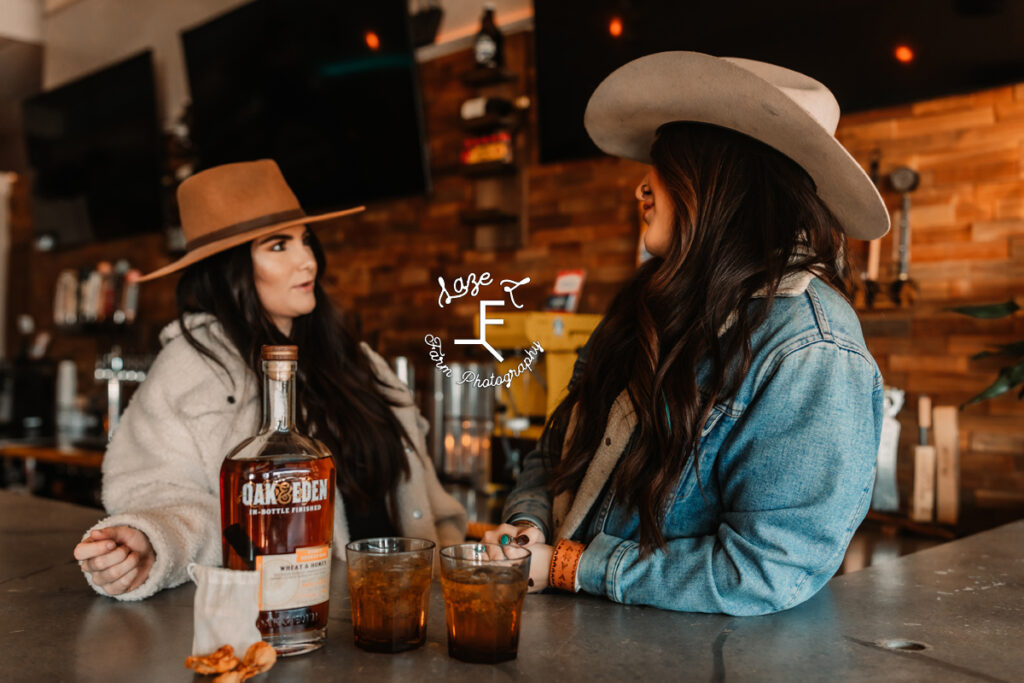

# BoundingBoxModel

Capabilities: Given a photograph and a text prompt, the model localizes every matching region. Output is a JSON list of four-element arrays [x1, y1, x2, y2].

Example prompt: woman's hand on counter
[[526, 543, 552, 592], [73, 526, 155, 596], [481, 522, 545, 548], [481, 524, 552, 593]]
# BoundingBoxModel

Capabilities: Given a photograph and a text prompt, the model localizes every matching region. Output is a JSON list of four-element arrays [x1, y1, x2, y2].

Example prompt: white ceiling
[[1, 0, 534, 47], [0, 0, 42, 42], [43, 0, 79, 13], [428, 0, 531, 44]]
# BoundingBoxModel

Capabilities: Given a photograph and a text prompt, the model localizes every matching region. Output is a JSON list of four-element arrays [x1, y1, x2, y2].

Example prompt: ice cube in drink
[[346, 538, 434, 653]]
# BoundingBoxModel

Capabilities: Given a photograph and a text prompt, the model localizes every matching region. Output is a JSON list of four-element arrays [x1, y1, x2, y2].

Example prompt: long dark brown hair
[[175, 229, 410, 513], [546, 122, 850, 553]]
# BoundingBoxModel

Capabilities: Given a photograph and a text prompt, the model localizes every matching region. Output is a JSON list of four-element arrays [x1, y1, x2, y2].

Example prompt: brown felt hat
[[584, 51, 890, 241], [138, 159, 364, 282]]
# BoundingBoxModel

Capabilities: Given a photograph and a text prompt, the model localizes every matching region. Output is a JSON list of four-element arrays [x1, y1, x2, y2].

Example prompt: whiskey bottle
[[473, 3, 504, 70], [220, 345, 336, 656]]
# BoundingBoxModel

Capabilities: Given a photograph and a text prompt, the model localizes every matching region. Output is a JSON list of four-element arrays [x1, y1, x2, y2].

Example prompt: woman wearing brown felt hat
[[74, 159, 466, 600]]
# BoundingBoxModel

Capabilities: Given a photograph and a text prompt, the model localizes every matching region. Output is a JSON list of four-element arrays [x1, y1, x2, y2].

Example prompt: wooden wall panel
[[841, 81, 1024, 528]]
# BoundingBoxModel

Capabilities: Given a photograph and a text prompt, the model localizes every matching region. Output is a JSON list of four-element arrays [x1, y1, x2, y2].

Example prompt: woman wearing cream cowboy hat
[[73, 159, 466, 600], [485, 52, 889, 615]]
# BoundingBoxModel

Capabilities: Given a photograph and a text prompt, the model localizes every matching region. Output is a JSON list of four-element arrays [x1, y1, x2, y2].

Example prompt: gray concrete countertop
[[0, 490, 1021, 681]]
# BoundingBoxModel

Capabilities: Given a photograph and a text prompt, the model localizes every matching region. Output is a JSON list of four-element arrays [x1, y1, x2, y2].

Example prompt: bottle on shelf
[[460, 96, 514, 120], [53, 269, 79, 326], [55, 261, 139, 329], [461, 130, 514, 166], [79, 267, 102, 323], [219, 345, 336, 657], [96, 261, 116, 321], [473, 3, 504, 70], [118, 268, 141, 324]]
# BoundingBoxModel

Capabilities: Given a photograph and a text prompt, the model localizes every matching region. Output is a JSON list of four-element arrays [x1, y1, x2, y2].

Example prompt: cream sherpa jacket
[[83, 313, 467, 601]]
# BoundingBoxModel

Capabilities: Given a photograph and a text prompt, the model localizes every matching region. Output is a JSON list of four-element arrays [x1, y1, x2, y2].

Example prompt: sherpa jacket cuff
[[81, 510, 181, 602]]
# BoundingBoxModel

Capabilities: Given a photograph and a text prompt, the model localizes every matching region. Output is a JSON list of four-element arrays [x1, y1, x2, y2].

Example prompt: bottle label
[[475, 35, 496, 64], [240, 477, 330, 512], [257, 545, 331, 611]]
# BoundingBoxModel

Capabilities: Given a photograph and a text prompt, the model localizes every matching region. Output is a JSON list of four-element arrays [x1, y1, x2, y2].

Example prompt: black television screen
[[22, 51, 164, 249], [181, 0, 429, 211], [534, 0, 1024, 163]]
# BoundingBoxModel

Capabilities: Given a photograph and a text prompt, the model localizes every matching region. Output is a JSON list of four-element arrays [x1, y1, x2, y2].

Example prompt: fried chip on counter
[[184, 644, 240, 674], [187, 641, 277, 681], [241, 641, 277, 673], [213, 669, 247, 683]]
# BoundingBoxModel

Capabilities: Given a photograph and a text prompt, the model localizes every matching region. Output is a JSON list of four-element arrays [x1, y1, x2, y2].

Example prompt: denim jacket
[[504, 275, 884, 616]]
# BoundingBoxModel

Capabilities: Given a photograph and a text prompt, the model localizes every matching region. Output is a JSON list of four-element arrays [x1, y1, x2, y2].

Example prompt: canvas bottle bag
[[188, 563, 262, 656]]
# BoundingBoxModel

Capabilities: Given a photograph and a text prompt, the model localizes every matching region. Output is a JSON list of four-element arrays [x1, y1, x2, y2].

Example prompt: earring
[[640, 184, 652, 197]]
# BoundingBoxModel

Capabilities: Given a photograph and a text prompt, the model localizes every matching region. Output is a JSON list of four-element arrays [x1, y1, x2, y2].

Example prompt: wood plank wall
[[6, 31, 1023, 528], [839, 86, 1024, 529]]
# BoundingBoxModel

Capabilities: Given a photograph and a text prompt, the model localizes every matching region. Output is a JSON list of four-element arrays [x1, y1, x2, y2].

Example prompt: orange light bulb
[[609, 17, 623, 38], [894, 45, 914, 63], [365, 31, 380, 50]]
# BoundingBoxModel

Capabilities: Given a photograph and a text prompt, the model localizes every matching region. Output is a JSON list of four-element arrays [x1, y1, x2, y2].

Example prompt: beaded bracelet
[[549, 539, 585, 592]]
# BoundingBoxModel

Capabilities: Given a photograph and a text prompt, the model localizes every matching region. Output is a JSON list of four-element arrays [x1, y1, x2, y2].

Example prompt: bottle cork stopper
[[262, 345, 298, 362], [918, 395, 932, 429]]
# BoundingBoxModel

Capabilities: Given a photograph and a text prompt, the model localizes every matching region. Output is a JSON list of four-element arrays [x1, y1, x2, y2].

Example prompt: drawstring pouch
[[187, 563, 262, 657]]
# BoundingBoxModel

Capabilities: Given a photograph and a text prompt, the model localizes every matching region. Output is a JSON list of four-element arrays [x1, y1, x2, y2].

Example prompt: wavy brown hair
[[545, 122, 850, 553]]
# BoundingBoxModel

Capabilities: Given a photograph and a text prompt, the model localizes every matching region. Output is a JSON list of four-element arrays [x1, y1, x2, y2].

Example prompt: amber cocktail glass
[[439, 543, 531, 663], [346, 537, 434, 653]]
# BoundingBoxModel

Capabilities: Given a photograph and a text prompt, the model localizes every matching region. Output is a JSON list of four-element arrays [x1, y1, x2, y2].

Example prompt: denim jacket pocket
[[659, 403, 734, 522]]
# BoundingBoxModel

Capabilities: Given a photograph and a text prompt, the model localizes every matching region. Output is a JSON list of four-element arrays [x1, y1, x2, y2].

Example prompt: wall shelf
[[460, 68, 516, 88], [55, 321, 136, 336], [459, 209, 519, 226], [459, 55, 524, 251], [461, 161, 517, 178], [461, 114, 521, 133]]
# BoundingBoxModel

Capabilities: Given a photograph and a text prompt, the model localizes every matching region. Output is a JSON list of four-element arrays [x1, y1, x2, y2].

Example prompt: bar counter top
[[1, 490, 1021, 681]]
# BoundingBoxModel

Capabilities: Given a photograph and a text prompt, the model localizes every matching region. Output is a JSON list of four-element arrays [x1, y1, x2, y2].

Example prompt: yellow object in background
[[476, 311, 602, 439], [494, 353, 546, 430]]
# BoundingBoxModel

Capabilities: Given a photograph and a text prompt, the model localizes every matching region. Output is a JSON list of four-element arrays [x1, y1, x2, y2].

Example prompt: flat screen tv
[[533, 0, 1024, 163], [181, 0, 430, 211], [22, 50, 164, 249]]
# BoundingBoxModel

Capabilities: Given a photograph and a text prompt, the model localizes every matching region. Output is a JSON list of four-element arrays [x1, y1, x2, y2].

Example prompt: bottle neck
[[260, 360, 296, 433]]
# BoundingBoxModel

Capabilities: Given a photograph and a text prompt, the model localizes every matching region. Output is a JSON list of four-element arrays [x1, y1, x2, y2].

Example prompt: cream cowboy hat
[[584, 51, 890, 241], [139, 159, 364, 281]]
